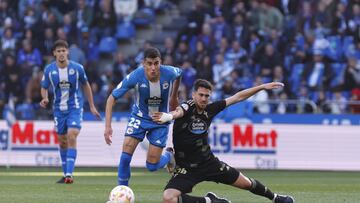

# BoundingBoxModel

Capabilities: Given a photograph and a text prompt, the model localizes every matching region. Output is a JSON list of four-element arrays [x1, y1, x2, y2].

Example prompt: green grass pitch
[[0, 167, 359, 203]]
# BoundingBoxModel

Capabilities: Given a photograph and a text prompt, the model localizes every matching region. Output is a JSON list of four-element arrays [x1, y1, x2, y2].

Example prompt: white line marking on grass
[[0, 172, 147, 176]]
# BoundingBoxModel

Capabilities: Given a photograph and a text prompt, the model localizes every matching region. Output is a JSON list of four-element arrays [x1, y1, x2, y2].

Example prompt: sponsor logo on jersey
[[188, 118, 207, 134], [59, 80, 71, 89], [146, 96, 163, 106]]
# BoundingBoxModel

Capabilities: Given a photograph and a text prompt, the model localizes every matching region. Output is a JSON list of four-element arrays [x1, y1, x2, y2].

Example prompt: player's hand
[[262, 82, 284, 90], [104, 127, 113, 145], [152, 112, 173, 124], [90, 106, 101, 119], [40, 98, 49, 108]]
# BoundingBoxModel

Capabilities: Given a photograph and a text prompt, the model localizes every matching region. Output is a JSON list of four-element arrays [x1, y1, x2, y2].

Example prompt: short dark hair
[[52, 39, 68, 51], [193, 79, 213, 91], [144, 47, 161, 59]]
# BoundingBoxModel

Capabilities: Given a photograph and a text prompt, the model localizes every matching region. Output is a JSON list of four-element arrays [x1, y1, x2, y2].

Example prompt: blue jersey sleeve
[[163, 65, 182, 81], [41, 65, 51, 89], [112, 71, 138, 99], [78, 64, 88, 84]]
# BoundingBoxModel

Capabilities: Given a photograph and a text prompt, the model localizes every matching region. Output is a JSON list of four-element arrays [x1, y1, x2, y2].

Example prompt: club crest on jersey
[[69, 69, 75, 75], [181, 103, 189, 111], [126, 127, 134, 134], [162, 82, 169, 89]]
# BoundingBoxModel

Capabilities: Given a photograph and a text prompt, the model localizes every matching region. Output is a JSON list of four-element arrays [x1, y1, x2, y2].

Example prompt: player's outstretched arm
[[225, 82, 284, 107], [40, 87, 49, 108], [152, 106, 185, 124], [104, 95, 116, 145], [82, 82, 101, 119], [169, 77, 181, 111]]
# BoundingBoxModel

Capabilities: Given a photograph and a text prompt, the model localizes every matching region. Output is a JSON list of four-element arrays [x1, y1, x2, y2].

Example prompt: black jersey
[[172, 99, 226, 167]]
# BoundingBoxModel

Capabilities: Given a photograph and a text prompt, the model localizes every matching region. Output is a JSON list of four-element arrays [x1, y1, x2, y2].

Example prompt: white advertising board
[[0, 121, 359, 170]]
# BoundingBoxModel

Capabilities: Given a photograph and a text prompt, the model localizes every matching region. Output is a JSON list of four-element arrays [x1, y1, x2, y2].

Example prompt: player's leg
[[64, 109, 82, 183], [145, 126, 173, 172], [118, 136, 140, 185], [118, 117, 145, 185], [231, 172, 294, 203], [54, 113, 68, 183], [163, 167, 214, 203]]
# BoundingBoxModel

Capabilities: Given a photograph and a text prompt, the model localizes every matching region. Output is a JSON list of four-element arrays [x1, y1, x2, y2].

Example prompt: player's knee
[[146, 162, 158, 172], [162, 191, 178, 203]]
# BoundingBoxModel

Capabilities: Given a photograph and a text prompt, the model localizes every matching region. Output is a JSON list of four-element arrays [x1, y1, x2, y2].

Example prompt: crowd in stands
[[1, 0, 360, 120]]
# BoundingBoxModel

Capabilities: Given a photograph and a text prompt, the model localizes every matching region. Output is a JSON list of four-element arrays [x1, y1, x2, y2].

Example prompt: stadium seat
[[132, 8, 155, 26], [98, 37, 117, 53], [329, 63, 346, 89], [326, 35, 342, 61], [343, 36, 354, 56], [115, 22, 136, 41]]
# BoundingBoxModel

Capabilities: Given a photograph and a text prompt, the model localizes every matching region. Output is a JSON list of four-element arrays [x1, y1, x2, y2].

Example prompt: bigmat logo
[[209, 124, 278, 154], [0, 122, 58, 151]]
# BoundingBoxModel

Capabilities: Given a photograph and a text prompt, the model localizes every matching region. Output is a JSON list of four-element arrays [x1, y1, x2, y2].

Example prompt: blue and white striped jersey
[[41, 61, 88, 112], [112, 65, 182, 120]]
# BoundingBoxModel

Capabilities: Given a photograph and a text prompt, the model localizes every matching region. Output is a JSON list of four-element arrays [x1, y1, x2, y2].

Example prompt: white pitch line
[[0, 172, 147, 177]]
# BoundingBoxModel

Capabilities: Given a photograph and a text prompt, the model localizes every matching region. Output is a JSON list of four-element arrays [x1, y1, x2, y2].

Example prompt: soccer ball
[[108, 185, 135, 203]]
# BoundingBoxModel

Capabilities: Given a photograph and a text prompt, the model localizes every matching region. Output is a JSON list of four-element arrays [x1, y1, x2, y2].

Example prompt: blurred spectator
[[181, 60, 197, 97], [18, 0, 42, 18], [17, 39, 42, 81], [350, 88, 360, 113], [259, 43, 281, 78], [229, 13, 249, 47], [25, 70, 43, 105], [161, 37, 176, 59], [174, 41, 191, 66], [302, 51, 332, 90], [195, 55, 213, 82], [69, 43, 86, 65], [316, 90, 331, 113], [54, 0, 76, 15], [212, 53, 233, 91], [344, 55, 360, 90], [114, 0, 137, 21], [192, 40, 208, 69], [297, 85, 314, 113], [3, 66, 23, 105], [330, 91, 347, 114], [91, 0, 117, 40], [258, 1, 284, 33], [74, 0, 94, 32], [112, 52, 131, 84], [61, 13, 77, 43], [41, 27, 55, 63], [1, 28, 17, 52], [248, 76, 270, 114]]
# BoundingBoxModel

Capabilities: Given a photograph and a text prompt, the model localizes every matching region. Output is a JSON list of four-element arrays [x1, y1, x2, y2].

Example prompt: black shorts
[[164, 158, 239, 194]]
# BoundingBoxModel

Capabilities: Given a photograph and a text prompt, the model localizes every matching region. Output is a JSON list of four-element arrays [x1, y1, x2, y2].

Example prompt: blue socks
[[59, 149, 67, 176], [118, 152, 132, 185], [66, 148, 77, 177], [146, 151, 171, 172]]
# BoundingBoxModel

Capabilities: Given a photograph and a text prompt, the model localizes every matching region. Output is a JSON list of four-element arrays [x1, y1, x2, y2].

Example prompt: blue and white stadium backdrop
[[0, 119, 360, 171]]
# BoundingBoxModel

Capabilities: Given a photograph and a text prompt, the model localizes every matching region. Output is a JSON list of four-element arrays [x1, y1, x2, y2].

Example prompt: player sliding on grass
[[104, 47, 181, 186], [152, 79, 294, 203], [40, 40, 101, 184]]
